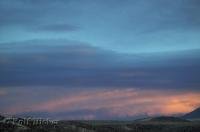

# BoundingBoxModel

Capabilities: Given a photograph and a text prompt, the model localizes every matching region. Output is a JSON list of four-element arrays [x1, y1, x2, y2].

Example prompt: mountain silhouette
[[182, 107, 200, 120], [135, 116, 189, 123], [149, 116, 189, 122], [0, 115, 4, 120]]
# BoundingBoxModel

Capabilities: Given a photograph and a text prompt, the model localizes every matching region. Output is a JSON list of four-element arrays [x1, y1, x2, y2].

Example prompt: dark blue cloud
[[0, 39, 199, 90], [0, 0, 200, 52], [32, 24, 79, 32], [0, 0, 78, 31], [1, 0, 200, 31], [0, 0, 200, 119]]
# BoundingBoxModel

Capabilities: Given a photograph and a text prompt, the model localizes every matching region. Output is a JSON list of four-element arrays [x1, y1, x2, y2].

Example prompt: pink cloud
[[4, 88, 200, 118], [30, 89, 200, 117]]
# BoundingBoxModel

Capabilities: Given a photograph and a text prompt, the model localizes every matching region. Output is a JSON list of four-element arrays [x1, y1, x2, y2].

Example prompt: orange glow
[[5, 88, 200, 117]]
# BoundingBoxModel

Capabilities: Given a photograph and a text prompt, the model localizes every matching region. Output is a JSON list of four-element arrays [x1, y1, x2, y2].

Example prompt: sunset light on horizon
[[0, 0, 200, 120]]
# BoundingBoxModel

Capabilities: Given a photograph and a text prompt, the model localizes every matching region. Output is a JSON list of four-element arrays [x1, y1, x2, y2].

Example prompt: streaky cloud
[[31, 23, 79, 33], [3, 88, 200, 120]]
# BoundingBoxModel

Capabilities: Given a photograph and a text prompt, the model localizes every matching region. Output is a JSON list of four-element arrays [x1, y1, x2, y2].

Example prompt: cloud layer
[[0, 40, 200, 90], [0, 0, 200, 52], [1, 88, 199, 120], [0, 0, 200, 119]]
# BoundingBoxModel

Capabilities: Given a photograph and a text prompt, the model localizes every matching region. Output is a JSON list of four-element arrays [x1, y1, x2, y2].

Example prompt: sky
[[0, 0, 200, 120]]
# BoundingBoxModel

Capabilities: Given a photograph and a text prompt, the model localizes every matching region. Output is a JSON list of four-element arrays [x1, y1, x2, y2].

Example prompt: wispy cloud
[[35, 89, 200, 116], [32, 24, 79, 32]]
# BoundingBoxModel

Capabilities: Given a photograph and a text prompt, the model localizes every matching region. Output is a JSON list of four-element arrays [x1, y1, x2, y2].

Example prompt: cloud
[[0, 0, 200, 53], [0, 1, 43, 26], [1, 1, 200, 119], [0, 39, 200, 90], [0, 89, 7, 96], [1, 0, 200, 30], [0, 0, 78, 33], [32, 24, 79, 32], [4, 88, 200, 119]]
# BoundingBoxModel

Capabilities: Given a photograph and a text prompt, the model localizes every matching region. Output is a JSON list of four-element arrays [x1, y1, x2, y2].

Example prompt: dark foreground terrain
[[0, 116, 200, 132]]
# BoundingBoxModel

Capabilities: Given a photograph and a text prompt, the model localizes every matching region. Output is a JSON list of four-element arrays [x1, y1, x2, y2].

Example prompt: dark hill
[[0, 115, 4, 120], [149, 116, 189, 122], [182, 107, 200, 120]]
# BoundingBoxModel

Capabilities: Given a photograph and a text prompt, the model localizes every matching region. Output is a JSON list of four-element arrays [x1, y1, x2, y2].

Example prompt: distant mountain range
[[149, 116, 189, 122], [1, 107, 200, 132], [0, 115, 4, 120], [1, 107, 200, 122], [182, 107, 200, 120], [134, 107, 200, 123]]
